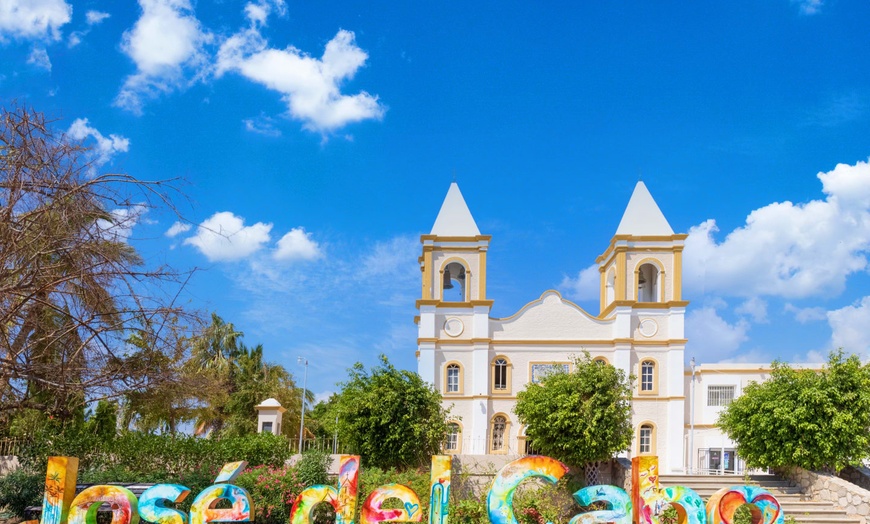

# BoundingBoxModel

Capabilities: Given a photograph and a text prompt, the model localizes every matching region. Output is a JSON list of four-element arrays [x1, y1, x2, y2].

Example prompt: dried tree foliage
[[0, 104, 198, 420]]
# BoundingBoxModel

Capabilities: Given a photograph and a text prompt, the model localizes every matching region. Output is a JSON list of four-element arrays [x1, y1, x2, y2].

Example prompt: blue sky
[[3, 0, 870, 401]]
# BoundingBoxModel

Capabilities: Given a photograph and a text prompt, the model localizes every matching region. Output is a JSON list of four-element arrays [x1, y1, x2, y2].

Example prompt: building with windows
[[415, 182, 823, 474], [416, 181, 690, 472]]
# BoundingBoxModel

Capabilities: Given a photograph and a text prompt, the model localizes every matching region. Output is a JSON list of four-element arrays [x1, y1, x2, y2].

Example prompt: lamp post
[[689, 357, 696, 474], [297, 357, 308, 454]]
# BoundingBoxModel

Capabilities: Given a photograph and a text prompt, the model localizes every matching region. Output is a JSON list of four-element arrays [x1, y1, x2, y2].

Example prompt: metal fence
[[0, 438, 23, 456], [289, 437, 352, 454]]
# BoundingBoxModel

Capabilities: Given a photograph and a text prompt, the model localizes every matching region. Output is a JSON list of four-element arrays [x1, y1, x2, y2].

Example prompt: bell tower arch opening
[[441, 261, 468, 302], [637, 262, 660, 303]]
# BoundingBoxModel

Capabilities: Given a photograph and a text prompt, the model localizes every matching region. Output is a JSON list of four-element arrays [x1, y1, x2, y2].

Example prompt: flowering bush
[[236, 464, 308, 524]]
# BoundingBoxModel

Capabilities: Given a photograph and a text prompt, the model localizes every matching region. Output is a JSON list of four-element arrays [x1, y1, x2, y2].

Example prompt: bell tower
[[597, 181, 688, 315], [416, 183, 492, 386]]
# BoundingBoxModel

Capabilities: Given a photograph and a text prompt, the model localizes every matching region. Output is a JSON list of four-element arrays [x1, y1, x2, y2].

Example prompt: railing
[[0, 437, 23, 456], [289, 437, 351, 454]]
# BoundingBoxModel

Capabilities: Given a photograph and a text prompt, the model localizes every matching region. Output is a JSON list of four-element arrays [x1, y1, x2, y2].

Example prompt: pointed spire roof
[[615, 181, 674, 236], [430, 182, 481, 236]]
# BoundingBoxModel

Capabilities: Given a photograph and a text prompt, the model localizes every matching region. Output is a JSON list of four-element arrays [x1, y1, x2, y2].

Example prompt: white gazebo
[[255, 398, 286, 435]]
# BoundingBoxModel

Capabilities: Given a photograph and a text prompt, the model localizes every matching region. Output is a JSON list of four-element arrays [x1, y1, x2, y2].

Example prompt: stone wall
[[612, 457, 632, 494], [780, 467, 870, 524], [841, 466, 870, 493]]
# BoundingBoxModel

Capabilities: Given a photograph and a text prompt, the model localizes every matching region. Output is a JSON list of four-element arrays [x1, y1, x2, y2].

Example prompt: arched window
[[491, 356, 511, 393], [491, 415, 507, 452], [593, 356, 609, 365], [445, 363, 462, 394], [637, 263, 660, 303], [445, 422, 461, 453], [640, 359, 657, 394], [441, 261, 468, 302], [639, 423, 655, 454]]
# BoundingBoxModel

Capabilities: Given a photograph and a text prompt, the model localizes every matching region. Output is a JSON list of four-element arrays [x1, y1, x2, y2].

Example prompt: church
[[415, 181, 690, 472]]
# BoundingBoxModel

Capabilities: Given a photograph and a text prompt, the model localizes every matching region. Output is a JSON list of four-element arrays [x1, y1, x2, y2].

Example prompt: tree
[[718, 351, 870, 472], [184, 314, 308, 438], [332, 355, 448, 468], [0, 104, 195, 426], [514, 353, 633, 467]]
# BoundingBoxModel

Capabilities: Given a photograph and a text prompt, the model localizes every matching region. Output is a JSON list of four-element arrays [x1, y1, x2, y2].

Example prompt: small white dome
[[255, 398, 282, 408]]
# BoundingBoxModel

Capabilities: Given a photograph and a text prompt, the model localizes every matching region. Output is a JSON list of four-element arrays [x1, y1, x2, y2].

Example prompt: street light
[[297, 357, 308, 454], [689, 356, 696, 474]]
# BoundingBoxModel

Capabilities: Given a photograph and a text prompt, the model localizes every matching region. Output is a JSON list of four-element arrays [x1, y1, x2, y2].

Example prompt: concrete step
[[656, 473, 864, 524]]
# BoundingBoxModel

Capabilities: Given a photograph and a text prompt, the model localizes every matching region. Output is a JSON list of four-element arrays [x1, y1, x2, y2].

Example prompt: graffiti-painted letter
[[139, 484, 191, 524], [68, 486, 139, 524], [487, 456, 569, 524], [429, 456, 451, 524], [570, 485, 631, 524]]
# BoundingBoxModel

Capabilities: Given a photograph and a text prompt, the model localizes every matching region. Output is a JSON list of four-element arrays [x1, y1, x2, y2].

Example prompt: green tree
[[0, 104, 195, 427], [514, 353, 633, 467], [718, 351, 870, 472], [332, 355, 448, 468]]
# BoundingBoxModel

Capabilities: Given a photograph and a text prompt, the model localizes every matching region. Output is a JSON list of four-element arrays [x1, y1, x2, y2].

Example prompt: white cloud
[[184, 211, 272, 262], [826, 296, 870, 358], [274, 227, 322, 261], [559, 264, 600, 301], [243, 115, 281, 137], [784, 303, 827, 323], [685, 306, 750, 362], [96, 204, 147, 243], [793, 0, 823, 15], [115, 0, 211, 114], [86, 10, 110, 25], [0, 0, 71, 42], [68, 10, 110, 47], [735, 297, 768, 323], [216, 24, 385, 133], [66, 118, 130, 170], [357, 235, 419, 281], [684, 159, 870, 299], [165, 221, 192, 238], [27, 47, 51, 71], [244, 0, 285, 27]]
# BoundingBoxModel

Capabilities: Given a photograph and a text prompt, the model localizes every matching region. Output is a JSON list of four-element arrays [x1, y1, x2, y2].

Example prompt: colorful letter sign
[[33, 453, 787, 524]]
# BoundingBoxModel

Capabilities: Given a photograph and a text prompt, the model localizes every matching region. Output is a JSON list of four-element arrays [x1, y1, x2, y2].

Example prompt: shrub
[[236, 465, 306, 524], [0, 468, 44, 518], [296, 449, 331, 486]]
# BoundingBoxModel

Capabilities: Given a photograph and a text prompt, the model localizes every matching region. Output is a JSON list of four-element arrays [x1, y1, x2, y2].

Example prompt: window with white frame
[[707, 385, 735, 406], [445, 423, 460, 452], [446, 364, 460, 393], [493, 358, 508, 391], [639, 424, 653, 454], [491, 416, 506, 451], [640, 360, 655, 392]]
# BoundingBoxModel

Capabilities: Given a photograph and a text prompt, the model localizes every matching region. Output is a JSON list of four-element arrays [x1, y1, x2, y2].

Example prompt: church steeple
[[419, 183, 490, 304], [615, 181, 675, 236], [596, 182, 688, 316], [431, 182, 481, 236]]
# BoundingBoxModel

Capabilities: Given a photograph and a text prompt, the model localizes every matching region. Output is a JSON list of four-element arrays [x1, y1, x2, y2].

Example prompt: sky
[[3, 0, 870, 402]]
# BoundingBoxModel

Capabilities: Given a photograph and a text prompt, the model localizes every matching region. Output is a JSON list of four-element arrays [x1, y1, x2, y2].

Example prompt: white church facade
[[416, 181, 692, 472]]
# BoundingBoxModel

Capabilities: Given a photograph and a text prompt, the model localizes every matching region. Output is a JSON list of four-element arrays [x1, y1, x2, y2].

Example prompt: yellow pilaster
[[422, 248, 433, 300], [478, 249, 487, 300], [615, 250, 627, 301]]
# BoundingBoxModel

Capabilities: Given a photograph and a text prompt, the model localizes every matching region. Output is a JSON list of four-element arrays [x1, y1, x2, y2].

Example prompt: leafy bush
[[296, 449, 331, 486], [451, 498, 488, 524], [513, 478, 576, 524], [235, 464, 306, 524], [0, 468, 44, 518], [18, 430, 291, 476]]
